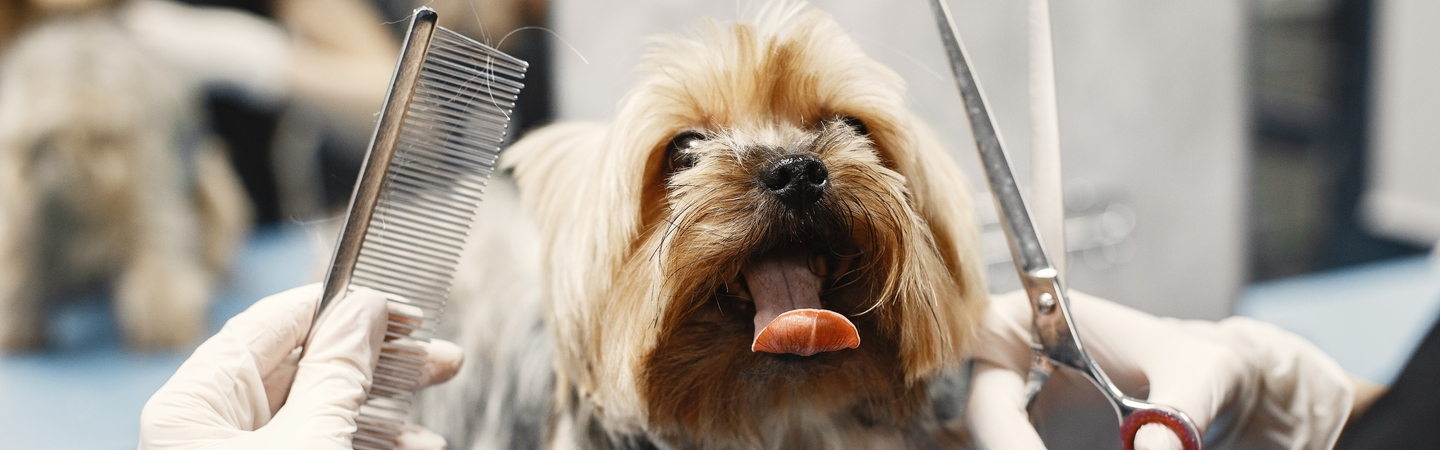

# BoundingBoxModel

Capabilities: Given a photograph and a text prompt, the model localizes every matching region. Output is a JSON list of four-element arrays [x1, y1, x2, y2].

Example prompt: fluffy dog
[[0, 10, 251, 350], [421, 2, 987, 448]]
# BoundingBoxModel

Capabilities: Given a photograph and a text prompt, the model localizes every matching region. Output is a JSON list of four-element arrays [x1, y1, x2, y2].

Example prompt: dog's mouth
[[719, 247, 861, 357]]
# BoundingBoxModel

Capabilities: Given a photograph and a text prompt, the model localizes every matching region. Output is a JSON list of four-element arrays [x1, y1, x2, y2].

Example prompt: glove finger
[[1064, 290, 1234, 449], [216, 283, 324, 382], [966, 361, 1047, 450], [396, 424, 449, 450], [973, 290, 1043, 373], [1134, 335, 1242, 449], [416, 339, 464, 388], [1133, 424, 1184, 450], [140, 284, 325, 446], [379, 302, 463, 389], [386, 302, 426, 342], [260, 347, 302, 416], [1214, 317, 1355, 448], [268, 287, 389, 445]]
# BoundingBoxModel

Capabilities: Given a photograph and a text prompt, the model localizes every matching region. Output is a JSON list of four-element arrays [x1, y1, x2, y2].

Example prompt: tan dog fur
[[424, 2, 987, 448]]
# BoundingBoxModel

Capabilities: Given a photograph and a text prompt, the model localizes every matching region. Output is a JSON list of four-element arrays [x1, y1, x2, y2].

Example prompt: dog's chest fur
[[416, 175, 973, 450]]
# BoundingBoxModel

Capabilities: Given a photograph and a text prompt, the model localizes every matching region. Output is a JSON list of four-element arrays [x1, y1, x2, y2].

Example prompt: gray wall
[[550, 0, 1246, 319], [1367, 0, 1440, 247]]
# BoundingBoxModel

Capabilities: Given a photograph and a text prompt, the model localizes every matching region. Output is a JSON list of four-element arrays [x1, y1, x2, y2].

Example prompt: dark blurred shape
[[506, 11, 553, 136], [0, 1, 27, 46], [1336, 312, 1440, 449], [177, 0, 268, 16], [319, 138, 363, 208], [1318, 0, 1423, 268], [206, 92, 282, 223], [378, 0, 554, 135], [178, 0, 284, 222], [1248, 0, 1424, 282], [196, 0, 554, 222]]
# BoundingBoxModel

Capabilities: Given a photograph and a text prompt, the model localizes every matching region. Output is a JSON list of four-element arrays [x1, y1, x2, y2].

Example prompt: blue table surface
[[1, 226, 1434, 449], [1237, 253, 1440, 384], [0, 225, 320, 450]]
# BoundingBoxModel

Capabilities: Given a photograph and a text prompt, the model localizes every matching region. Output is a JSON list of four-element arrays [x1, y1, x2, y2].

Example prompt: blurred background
[[0, 0, 1436, 448]]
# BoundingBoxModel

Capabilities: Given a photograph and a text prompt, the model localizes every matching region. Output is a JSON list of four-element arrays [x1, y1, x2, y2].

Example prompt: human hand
[[139, 283, 462, 450], [967, 290, 1356, 450]]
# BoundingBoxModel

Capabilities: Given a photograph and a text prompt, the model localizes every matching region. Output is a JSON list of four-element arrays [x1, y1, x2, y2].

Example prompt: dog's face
[[508, 3, 987, 446]]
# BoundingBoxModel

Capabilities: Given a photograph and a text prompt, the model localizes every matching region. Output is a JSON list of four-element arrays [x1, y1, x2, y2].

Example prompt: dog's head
[[508, 2, 987, 445]]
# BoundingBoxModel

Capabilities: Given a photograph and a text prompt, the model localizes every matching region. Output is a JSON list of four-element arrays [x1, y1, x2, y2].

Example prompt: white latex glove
[[968, 290, 1355, 450], [139, 284, 462, 450]]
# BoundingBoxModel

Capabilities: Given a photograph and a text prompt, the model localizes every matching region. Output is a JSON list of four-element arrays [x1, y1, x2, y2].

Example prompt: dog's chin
[[642, 235, 921, 443]]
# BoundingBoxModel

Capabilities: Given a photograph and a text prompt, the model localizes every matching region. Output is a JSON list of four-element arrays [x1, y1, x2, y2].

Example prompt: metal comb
[[303, 7, 527, 450]]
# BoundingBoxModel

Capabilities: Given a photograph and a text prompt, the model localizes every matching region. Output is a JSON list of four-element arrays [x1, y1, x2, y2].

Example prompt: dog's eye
[[665, 131, 704, 173], [840, 116, 869, 136]]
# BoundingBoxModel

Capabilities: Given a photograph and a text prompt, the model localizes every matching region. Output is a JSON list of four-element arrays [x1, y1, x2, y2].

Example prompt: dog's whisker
[[651, 198, 703, 263]]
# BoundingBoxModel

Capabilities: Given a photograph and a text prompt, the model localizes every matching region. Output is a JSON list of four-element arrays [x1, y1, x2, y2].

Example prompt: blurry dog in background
[[0, 3, 250, 350], [419, 2, 988, 448]]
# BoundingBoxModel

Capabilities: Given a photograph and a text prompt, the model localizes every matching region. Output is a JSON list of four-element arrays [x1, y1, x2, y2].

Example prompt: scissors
[[925, 1, 1204, 449]]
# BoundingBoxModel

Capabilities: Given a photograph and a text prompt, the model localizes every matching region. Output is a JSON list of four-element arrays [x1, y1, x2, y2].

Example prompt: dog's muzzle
[[741, 248, 860, 356]]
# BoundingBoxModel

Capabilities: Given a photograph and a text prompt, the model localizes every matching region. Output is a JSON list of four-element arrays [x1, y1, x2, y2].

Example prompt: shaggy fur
[[420, 2, 986, 448], [0, 11, 250, 350]]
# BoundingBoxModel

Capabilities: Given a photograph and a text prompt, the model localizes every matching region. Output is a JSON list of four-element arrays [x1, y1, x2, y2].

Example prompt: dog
[[0, 6, 251, 350], [418, 2, 988, 448]]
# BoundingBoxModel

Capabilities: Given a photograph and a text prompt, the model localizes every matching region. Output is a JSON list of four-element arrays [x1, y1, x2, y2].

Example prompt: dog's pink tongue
[[742, 250, 860, 356]]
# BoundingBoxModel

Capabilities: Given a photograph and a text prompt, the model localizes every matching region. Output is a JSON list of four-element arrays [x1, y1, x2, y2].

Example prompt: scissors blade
[[928, 0, 1122, 417], [927, 0, 1104, 382], [926, 0, 1055, 280]]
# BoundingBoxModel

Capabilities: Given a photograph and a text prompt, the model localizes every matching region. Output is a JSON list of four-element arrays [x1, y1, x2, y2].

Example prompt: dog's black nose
[[761, 154, 828, 208]]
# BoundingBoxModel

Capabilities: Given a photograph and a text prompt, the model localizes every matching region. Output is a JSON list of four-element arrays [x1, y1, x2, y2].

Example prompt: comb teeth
[[348, 23, 527, 450]]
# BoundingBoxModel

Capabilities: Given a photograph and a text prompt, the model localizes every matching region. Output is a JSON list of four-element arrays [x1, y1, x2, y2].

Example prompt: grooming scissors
[[925, 1, 1203, 448]]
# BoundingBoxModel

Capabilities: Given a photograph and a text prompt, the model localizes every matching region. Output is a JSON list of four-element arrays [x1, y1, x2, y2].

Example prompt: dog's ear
[[502, 119, 640, 367], [912, 117, 989, 359], [869, 111, 991, 376], [503, 121, 622, 301], [503, 121, 609, 226]]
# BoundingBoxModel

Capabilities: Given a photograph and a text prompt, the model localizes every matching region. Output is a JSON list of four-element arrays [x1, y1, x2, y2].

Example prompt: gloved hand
[[967, 289, 1357, 450], [139, 284, 463, 450]]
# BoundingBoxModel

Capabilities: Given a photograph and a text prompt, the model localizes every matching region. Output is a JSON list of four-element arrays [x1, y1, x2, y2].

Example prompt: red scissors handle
[[1120, 407, 1203, 450]]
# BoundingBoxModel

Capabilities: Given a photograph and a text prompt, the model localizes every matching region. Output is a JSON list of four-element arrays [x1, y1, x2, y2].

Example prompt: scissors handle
[[1119, 404, 1204, 450]]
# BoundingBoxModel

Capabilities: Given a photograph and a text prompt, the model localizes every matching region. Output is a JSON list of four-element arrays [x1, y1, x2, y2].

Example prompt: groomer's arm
[[1348, 375, 1387, 425]]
